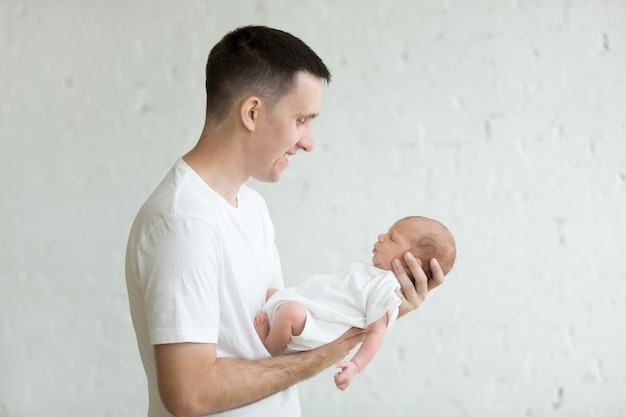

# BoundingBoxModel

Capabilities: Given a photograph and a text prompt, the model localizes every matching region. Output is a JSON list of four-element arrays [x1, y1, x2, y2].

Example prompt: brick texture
[[1, 1, 624, 416]]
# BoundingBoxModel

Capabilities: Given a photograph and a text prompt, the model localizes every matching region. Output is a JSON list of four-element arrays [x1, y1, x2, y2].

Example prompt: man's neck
[[183, 133, 248, 208]]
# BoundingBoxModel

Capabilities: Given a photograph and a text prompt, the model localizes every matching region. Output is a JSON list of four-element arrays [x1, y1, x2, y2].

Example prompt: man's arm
[[156, 327, 366, 417], [394, 253, 445, 317], [334, 312, 388, 390]]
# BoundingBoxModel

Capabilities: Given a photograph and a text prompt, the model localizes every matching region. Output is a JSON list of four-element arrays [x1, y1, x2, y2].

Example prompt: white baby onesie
[[263, 262, 402, 352]]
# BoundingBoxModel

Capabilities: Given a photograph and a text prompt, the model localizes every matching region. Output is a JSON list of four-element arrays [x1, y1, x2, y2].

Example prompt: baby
[[254, 215, 456, 390]]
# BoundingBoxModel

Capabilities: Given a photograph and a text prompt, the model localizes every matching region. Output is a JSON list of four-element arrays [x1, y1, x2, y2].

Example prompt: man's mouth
[[284, 153, 293, 161]]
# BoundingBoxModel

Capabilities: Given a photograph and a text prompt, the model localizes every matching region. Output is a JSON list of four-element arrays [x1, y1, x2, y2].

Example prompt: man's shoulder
[[134, 160, 223, 229]]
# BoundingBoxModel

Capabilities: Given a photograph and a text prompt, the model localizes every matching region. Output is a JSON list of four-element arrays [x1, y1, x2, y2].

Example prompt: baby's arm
[[334, 312, 389, 390]]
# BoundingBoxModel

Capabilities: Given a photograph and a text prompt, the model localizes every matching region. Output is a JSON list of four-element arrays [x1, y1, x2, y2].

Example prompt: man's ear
[[240, 96, 262, 132]]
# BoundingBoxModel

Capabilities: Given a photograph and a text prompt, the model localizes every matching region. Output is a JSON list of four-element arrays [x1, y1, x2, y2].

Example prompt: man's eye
[[296, 119, 305, 126]]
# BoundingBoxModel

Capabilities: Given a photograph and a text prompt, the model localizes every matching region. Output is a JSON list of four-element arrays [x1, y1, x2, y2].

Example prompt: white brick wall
[[1, 1, 624, 416]]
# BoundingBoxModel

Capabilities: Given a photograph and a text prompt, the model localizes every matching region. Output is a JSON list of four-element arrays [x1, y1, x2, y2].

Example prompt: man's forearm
[[206, 350, 332, 411], [157, 328, 366, 416]]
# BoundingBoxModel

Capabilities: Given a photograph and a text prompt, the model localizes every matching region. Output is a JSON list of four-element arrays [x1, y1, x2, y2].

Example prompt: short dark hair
[[205, 25, 331, 124]]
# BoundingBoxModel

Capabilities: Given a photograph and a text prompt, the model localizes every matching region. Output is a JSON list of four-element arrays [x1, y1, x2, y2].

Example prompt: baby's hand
[[334, 360, 359, 390]]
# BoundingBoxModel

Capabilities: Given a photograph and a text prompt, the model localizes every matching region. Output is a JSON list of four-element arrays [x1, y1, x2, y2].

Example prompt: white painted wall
[[1, 1, 624, 416]]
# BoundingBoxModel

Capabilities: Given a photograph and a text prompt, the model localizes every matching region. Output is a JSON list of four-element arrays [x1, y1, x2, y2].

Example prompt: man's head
[[204, 25, 331, 126], [372, 216, 456, 279]]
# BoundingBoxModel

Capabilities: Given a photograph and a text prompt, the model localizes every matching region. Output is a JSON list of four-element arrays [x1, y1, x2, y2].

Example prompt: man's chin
[[252, 173, 282, 183]]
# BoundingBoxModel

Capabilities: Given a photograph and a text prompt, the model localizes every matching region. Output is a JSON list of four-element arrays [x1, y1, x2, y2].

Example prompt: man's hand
[[394, 252, 444, 317], [318, 327, 366, 366]]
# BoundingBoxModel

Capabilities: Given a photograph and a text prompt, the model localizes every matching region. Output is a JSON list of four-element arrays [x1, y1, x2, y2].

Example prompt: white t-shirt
[[125, 159, 300, 417], [263, 262, 402, 352]]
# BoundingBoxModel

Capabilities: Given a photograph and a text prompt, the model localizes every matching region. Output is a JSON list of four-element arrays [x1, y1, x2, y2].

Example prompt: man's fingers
[[393, 254, 447, 319], [392, 258, 414, 295], [427, 258, 445, 291], [404, 252, 428, 299], [403, 252, 427, 284]]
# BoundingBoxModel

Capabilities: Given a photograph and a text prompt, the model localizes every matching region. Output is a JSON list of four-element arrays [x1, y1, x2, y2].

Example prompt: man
[[125, 25, 444, 417]]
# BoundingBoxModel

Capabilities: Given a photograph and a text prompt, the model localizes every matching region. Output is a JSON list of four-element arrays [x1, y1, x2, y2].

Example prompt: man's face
[[249, 71, 322, 183]]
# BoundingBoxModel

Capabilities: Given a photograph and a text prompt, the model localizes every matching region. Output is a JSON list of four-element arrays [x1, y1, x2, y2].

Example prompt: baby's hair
[[398, 216, 457, 280]]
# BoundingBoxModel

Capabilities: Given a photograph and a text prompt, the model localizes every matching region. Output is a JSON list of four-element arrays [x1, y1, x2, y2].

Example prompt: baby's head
[[371, 216, 456, 280]]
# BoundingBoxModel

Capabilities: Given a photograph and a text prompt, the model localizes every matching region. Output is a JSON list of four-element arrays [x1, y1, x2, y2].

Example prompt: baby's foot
[[254, 312, 270, 343]]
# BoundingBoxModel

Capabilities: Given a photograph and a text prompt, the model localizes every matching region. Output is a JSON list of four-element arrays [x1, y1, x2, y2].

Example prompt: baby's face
[[371, 221, 414, 271]]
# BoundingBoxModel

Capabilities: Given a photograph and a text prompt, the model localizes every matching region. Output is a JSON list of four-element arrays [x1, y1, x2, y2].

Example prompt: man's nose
[[298, 127, 315, 152]]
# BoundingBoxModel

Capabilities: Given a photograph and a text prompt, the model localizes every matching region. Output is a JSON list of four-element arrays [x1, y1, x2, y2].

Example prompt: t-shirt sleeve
[[136, 215, 221, 345], [365, 271, 402, 328]]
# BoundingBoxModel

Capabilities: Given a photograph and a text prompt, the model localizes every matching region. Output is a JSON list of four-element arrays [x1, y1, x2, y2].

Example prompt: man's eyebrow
[[299, 112, 319, 119]]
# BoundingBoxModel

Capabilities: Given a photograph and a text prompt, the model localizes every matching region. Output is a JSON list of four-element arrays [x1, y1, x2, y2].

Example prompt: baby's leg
[[257, 301, 307, 355]]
